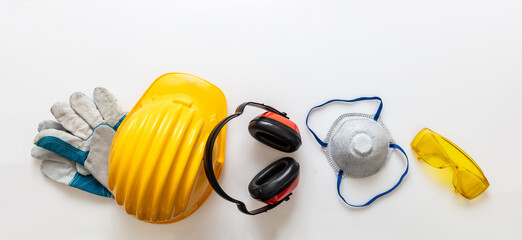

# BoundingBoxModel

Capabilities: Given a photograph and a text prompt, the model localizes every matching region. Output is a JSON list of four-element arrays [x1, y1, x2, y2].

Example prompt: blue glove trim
[[37, 136, 89, 165], [36, 115, 125, 165], [69, 173, 112, 198], [112, 114, 126, 131], [306, 97, 383, 147], [336, 143, 409, 207]]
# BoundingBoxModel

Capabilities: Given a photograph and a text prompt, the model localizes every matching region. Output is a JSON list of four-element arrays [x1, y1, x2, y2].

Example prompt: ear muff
[[204, 102, 300, 215], [248, 112, 302, 153], [248, 157, 300, 204]]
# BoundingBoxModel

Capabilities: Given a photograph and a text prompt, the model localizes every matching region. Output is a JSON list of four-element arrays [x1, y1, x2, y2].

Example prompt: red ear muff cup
[[248, 157, 300, 203], [248, 116, 302, 153]]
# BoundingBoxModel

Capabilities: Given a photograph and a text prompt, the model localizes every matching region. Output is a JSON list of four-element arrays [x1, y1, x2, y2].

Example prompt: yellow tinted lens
[[411, 128, 489, 199], [411, 128, 451, 168], [454, 169, 489, 200]]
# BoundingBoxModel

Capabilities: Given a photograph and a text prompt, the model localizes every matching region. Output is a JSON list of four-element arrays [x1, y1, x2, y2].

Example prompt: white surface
[[1, 0, 521, 239]]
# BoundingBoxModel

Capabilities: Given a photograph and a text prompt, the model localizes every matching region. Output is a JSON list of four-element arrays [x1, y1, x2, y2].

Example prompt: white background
[[1, 0, 521, 239]]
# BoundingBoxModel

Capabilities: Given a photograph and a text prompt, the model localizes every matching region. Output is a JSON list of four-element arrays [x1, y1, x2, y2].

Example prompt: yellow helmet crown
[[108, 73, 227, 223]]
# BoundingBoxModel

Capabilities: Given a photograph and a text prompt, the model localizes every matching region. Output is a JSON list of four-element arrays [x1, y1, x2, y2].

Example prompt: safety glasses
[[411, 128, 489, 199]]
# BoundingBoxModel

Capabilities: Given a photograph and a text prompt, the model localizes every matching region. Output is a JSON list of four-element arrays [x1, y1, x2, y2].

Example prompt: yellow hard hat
[[108, 73, 227, 223]]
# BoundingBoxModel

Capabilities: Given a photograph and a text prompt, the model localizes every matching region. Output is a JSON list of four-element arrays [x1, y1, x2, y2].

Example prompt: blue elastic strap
[[36, 115, 126, 165], [69, 173, 112, 198], [305, 97, 383, 147], [336, 143, 409, 207]]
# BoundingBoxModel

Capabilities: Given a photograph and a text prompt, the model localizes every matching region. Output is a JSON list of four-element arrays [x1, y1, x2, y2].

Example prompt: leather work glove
[[32, 88, 125, 197]]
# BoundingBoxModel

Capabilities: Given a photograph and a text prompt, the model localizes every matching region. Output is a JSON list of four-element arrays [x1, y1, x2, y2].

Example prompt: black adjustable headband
[[203, 102, 291, 215]]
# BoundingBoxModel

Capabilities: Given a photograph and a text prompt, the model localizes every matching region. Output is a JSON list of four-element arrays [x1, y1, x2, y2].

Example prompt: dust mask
[[306, 97, 409, 207]]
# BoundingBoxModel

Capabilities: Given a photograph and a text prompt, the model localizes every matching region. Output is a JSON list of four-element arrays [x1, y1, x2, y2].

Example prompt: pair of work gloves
[[32, 88, 126, 198]]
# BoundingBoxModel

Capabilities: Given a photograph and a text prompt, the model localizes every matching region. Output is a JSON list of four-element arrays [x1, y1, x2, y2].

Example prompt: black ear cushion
[[248, 157, 300, 201], [248, 117, 302, 153]]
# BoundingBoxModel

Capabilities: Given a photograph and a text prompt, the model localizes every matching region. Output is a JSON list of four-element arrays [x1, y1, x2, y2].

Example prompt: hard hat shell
[[108, 73, 227, 223]]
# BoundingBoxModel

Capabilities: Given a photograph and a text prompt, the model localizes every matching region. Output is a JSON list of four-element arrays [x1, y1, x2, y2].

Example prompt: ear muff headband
[[203, 102, 294, 215]]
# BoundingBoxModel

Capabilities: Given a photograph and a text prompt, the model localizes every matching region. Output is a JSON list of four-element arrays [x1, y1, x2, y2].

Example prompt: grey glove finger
[[32, 145, 92, 176], [38, 120, 67, 132], [40, 160, 77, 185], [33, 147, 110, 197], [93, 87, 125, 127], [76, 163, 91, 176], [84, 125, 114, 189], [70, 92, 104, 128], [32, 146, 77, 184], [34, 129, 90, 151], [51, 102, 92, 140], [32, 146, 73, 164]]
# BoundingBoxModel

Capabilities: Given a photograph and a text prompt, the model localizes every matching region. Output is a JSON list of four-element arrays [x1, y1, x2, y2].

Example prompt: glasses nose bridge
[[424, 156, 453, 169], [443, 161, 457, 169]]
